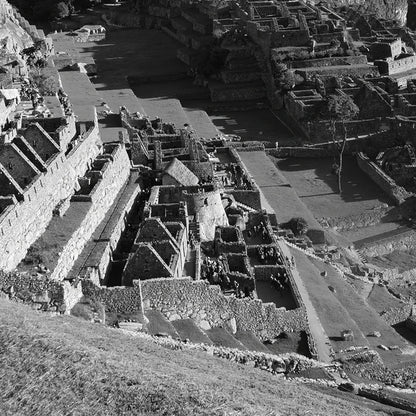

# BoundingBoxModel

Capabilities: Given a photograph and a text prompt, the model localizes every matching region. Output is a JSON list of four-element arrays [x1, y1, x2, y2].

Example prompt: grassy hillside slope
[[0, 299, 396, 416]]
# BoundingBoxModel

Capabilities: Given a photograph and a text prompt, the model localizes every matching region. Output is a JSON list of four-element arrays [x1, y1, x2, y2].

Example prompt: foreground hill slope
[[0, 299, 399, 416]]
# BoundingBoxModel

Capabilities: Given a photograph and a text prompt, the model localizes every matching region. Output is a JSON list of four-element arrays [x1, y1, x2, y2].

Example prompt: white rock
[[199, 320, 211, 330]]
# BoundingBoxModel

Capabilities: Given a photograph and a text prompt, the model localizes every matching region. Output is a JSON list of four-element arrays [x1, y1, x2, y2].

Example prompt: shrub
[[285, 217, 308, 236]]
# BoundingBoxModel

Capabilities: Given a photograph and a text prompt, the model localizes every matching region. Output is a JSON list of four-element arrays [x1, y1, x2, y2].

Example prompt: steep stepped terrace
[[66, 173, 142, 284], [101, 189, 149, 287], [18, 144, 131, 282]]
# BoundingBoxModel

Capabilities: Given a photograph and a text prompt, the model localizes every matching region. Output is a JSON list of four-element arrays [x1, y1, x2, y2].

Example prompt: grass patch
[[0, 299, 389, 416]]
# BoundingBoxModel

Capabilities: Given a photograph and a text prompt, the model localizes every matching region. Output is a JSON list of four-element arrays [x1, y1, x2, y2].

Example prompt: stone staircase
[[144, 309, 310, 356], [235, 201, 257, 213]]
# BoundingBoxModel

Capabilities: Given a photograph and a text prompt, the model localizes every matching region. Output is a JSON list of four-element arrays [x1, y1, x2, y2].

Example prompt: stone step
[[234, 330, 270, 353], [172, 319, 214, 345], [145, 309, 180, 339], [205, 327, 246, 350]]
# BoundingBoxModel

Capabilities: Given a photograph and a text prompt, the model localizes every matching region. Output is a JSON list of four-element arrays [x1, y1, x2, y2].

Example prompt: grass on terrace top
[[0, 299, 394, 416]]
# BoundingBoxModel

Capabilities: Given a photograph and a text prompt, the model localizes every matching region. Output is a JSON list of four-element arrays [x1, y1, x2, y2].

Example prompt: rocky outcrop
[[0, 0, 33, 54], [322, 0, 408, 26]]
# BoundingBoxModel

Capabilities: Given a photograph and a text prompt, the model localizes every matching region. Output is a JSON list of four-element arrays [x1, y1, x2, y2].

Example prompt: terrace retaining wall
[[0, 125, 101, 271], [50, 145, 131, 281], [356, 152, 410, 205], [82, 277, 307, 340], [0, 271, 81, 313]]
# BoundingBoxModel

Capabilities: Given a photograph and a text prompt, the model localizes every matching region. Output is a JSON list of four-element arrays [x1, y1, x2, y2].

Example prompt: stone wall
[[185, 188, 228, 241], [0, 124, 102, 271], [267, 147, 335, 158], [356, 152, 411, 205], [288, 55, 368, 69], [307, 117, 389, 142], [228, 189, 262, 211], [83, 277, 307, 340], [82, 279, 143, 314], [0, 270, 81, 313], [141, 278, 307, 339], [358, 229, 416, 257], [228, 147, 262, 210], [50, 144, 131, 281], [359, 388, 416, 414], [381, 304, 413, 325], [73, 179, 141, 283], [375, 55, 416, 75]]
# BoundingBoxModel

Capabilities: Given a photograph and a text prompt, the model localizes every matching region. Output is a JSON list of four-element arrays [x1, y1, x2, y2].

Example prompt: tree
[[11, 0, 74, 21], [325, 94, 359, 194], [54, 2, 70, 18], [285, 217, 308, 237], [275, 63, 296, 91], [29, 69, 59, 95]]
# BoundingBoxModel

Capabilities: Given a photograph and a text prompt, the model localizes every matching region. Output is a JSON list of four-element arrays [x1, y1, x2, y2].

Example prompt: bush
[[285, 217, 308, 236], [29, 70, 59, 95]]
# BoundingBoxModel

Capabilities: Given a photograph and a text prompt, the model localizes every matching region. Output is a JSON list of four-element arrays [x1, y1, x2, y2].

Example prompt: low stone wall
[[267, 147, 335, 158], [228, 189, 262, 211], [83, 277, 307, 340], [318, 205, 389, 232], [142, 277, 307, 339], [0, 271, 81, 313], [381, 304, 413, 325], [358, 229, 416, 258], [254, 265, 286, 281], [228, 147, 263, 210], [356, 152, 410, 205], [82, 280, 143, 314], [359, 388, 416, 414]]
